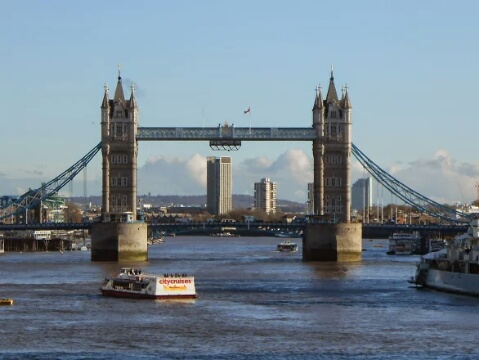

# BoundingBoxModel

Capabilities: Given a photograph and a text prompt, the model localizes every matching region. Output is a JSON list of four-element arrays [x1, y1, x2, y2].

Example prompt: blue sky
[[1, 0, 479, 205]]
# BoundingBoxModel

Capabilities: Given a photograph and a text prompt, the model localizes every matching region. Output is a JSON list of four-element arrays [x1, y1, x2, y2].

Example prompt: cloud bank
[[0, 149, 478, 205]]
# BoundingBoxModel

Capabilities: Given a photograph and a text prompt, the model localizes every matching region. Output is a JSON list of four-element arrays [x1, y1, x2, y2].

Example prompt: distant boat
[[0, 298, 14, 306], [387, 232, 421, 255], [428, 238, 446, 252], [276, 240, 298, 252], [148, 236, 164, 245], [210, 232, 236, 237]]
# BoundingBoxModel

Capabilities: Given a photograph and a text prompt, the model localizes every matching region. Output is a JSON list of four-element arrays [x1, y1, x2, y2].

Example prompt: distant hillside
[[71, 194, 306, 213]]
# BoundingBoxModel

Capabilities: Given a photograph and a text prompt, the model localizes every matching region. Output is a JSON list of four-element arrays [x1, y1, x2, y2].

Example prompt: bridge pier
[[302, 222, 362, 262], [91, 222, 147, 262]]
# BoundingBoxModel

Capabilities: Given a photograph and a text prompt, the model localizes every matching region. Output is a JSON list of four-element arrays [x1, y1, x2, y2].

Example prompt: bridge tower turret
[[100, 83, 111, 215], [312, 84, 325, 216]]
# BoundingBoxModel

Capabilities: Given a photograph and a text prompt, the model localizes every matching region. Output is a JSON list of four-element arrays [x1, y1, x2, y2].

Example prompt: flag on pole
[[243, 107, 251, 114]]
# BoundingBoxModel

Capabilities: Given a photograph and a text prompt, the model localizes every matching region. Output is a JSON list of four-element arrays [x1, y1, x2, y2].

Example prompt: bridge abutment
[[91, 222, 147, 262], [302, 222, 362, 262]]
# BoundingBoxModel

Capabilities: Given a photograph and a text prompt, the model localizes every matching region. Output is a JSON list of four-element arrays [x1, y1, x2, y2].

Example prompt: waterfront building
[[206, 156, 232, 215], [43, 194, 68, 223], [351, 177, 373, 213], [254, 178, 277, 215], [454, 204, 479, 220]]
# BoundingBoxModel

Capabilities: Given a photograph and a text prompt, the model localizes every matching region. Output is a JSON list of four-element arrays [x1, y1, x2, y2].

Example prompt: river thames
[[1, 236, 479, 360]]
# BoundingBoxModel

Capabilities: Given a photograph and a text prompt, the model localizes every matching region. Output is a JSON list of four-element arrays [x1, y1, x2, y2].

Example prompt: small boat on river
[[0, 298, 14, 306], [387, 232, 421, 255], [276, 240, 298, 252], [101, 268, 197, 299]]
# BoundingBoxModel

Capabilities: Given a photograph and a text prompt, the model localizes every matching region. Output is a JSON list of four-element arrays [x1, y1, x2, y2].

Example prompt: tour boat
[[409, 218, 479, 296], [387, 232, 421, 255], [276, 240, 298, 252], [101, 268, 197, 299]]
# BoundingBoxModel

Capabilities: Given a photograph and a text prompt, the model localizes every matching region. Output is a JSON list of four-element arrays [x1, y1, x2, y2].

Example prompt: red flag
[[244, 107, 250, 114]]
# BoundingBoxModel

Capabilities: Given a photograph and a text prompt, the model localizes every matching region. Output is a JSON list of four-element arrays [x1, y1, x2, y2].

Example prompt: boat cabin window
[[120, 268, 142, 275]]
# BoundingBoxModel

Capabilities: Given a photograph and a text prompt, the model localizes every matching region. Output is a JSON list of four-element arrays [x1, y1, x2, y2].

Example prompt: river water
[[1, 236, 478, 360]]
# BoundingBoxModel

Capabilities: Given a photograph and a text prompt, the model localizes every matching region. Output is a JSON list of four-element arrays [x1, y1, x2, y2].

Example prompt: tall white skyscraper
[[206, 156, 232, 215], [254, 178, 277, 215], [351, 177, 373, 212]]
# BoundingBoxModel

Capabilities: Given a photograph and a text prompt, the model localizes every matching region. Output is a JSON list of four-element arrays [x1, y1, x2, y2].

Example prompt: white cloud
[[185, 154, 207, 187], [1, 148, 478, 205], [351, 149, 479, 205]]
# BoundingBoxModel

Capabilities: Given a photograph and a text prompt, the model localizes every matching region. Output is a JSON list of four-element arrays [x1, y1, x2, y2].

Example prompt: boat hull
[[101, 289, 197, 299], [423, 269, 479, 296], [277, 247, 298, 252], [100, 268, 197, 300]]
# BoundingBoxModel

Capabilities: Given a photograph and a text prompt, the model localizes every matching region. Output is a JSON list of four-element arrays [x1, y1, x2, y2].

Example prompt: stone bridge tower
[[100, 67, 139, 222], [92, 67, 147, 262], [304, 67, 361, 262], [312, 66, 352, 222]]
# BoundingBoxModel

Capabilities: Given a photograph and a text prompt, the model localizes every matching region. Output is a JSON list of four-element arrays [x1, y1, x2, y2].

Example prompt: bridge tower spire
[[312, 84, 325, 216]]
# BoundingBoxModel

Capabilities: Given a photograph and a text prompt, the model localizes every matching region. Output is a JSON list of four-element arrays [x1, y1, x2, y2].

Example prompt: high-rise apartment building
[[206, 156, 232, 215], [351, 177, 373, 212], [254, 178, 277, 215]]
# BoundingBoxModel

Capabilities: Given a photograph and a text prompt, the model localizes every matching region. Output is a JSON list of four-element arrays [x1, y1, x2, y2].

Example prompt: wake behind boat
[[409, 218, 479, 296], [101, 268, 197, 299]]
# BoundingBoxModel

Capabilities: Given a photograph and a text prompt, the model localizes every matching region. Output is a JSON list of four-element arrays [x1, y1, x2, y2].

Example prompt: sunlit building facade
[[206, 156, 232, 215], [254, 178, 277, 215]]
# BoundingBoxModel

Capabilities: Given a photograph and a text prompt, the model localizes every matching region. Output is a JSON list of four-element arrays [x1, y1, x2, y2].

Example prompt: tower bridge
[[0, 67, 472, 261], [95, 66, 358, 261]]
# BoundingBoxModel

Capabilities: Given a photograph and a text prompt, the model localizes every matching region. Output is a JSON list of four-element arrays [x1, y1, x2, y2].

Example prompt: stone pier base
[[91, 222, 148, 262], [302, 222, 362, 262]]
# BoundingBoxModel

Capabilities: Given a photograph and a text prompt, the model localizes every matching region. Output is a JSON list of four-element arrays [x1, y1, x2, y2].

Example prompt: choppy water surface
[[1, 236, 478, 360]]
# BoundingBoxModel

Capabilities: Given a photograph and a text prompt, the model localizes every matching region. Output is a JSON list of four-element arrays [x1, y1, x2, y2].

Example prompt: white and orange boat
[[100, 267, 197, 299]]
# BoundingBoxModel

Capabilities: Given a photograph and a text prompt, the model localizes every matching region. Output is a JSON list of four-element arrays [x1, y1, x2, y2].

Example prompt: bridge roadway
[[0, 222, 468, 237]]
